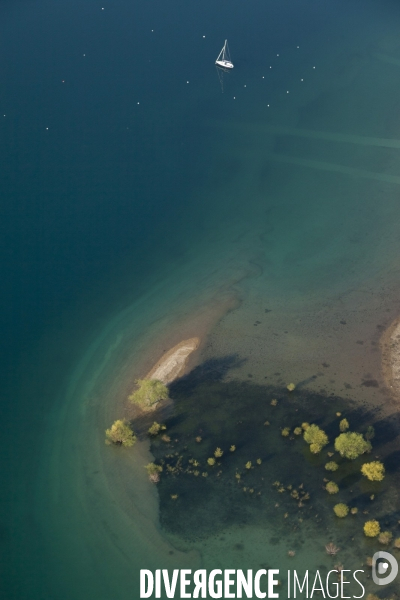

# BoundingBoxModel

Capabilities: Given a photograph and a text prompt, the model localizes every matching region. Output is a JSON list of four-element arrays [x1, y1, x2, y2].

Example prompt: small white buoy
[[203, 35, 205, 38], [287, 90, 289, 93], [244, 85, 246, 87], [277, 54, 279, 57], [300, 78, 303, 81], [186, 81, 189, 83], [313, 66, 316, 69], [297, 46, 299, 49]]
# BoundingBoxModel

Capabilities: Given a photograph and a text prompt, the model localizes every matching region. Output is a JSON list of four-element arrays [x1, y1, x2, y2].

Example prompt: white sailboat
[[215, 40, 234, 69]]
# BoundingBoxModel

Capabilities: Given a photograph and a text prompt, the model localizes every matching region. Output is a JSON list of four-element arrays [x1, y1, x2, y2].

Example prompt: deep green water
[[3, 0, 400, 597]]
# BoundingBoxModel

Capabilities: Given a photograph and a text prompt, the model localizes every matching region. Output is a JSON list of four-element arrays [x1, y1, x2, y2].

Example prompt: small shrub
[[365, 425, 375, 441], [271, 399, 278, 406], [105, 419, 136, 447], [128, 379, 169, 409], [333, 503, 349, 518], [393, 538, 400, 549], [339, 418, 349, 432], [334, 432, 371, 460], [256, 458, 262, 465], [281, 427, 290, 437], [364, 520, 380, 538], [302, 422, 310, 430], [145, 462, 162, 483], [325, 461, 339, 472], [325, 481, 339, 494], [350, 507, 358, 515], [378, 531, 393, 545], [245, 461, 252, 469], [214, 447, 223, 458], [304, 424, 329, 453], [230, 445, 236, 452], [361, 461, 385, 482], [294, 427, 302, 435], [207, 457, 216, 466], [148, 421, 162, 436], [287, 383, 296, 392], [145, 462, 162, 475]]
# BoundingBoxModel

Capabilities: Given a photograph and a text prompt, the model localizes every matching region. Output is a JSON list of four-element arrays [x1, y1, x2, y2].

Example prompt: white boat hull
[[215, 59, 234, 69]]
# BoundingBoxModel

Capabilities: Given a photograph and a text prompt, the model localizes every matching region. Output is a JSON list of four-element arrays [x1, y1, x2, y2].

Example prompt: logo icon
[[372, 551, 398, 585]]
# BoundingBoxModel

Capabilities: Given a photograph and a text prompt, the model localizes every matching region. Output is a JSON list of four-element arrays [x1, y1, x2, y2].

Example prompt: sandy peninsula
[[145, 337, 200, 385], [381, 317, 400, 397]]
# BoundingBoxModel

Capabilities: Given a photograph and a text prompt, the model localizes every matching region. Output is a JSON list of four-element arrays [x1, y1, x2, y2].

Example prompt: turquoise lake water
[[3, 0, 400, 597]]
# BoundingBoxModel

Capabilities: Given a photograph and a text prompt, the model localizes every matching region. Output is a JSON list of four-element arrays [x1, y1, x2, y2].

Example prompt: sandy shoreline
[[145, 337, 200, 384], [381, 316, 400, 398]]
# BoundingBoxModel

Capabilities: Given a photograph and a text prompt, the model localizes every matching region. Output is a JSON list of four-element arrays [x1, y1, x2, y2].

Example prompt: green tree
[[364, 520, 380, 537], [145, 462, 163, 483], [361, 461, 385, 481], [333, 503, 349, 518], [325, 461, 339, 472], [334, 432, 371, 460], [129, 379, 169, 409], [105, 419, 136, 447], [303, 424, 329, 453]]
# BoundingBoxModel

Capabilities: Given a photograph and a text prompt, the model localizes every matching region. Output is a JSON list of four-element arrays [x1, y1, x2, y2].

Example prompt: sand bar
[[145, 337, 200, 384], [381, 317, 400, 397]]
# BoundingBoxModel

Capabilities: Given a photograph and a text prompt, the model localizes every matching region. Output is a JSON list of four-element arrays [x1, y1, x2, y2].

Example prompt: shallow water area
[[153, 369, 400, 597]]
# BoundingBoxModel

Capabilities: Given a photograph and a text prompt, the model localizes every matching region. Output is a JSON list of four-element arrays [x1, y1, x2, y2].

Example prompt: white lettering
[[311, 572, 325, 598], [155, 570, 161, 598], [237, 570, 253, 598], [268, 570, 279, 599], [352, 570, 365, 599], [325, 571, 339, 599], [254, 569, 267, 599], [181, 569, 192, 598], [224, 569, 235, 598], [140, 570, 153, 599], [193, 570, 207, 598], [162, 570, 179, 598], [294, 571, 308, 598], [340, 571, 351, 598], [209, 569, 222, 599]]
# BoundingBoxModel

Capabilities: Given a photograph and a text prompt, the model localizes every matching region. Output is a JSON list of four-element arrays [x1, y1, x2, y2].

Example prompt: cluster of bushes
[[296, 417, 389, 541], [105, 379, 169, 447]]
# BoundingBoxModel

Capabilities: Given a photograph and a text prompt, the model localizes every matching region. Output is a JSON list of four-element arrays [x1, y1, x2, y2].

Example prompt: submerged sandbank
[[145, 337, 200, 384], [381, 317, 400, 397]]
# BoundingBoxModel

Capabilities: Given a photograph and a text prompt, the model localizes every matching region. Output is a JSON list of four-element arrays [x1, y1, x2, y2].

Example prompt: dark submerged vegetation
[[145, 357, 400, 556]]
